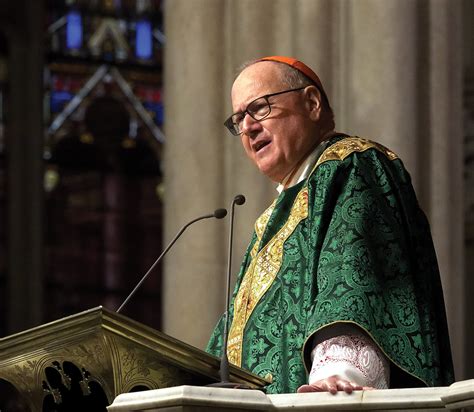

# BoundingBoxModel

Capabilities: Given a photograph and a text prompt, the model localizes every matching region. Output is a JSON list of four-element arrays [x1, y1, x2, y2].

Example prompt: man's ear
[[304, 85, 322, 121]]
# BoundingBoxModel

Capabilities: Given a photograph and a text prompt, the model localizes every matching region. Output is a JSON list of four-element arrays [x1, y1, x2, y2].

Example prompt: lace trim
[[310, 334, 390, 389]]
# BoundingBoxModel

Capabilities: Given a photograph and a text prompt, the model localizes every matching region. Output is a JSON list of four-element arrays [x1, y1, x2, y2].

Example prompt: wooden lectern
[[0, 307, 268, 411]]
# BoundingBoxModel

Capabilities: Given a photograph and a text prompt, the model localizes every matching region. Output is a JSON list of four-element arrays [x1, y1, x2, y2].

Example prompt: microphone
[[116, 208, 227, 313], [209, 194, 248, 388]]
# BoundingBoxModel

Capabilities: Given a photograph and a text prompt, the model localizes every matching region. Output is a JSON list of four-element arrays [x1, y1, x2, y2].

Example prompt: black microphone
[[116, 208, 227, 313], [209, 194, 248, 388]]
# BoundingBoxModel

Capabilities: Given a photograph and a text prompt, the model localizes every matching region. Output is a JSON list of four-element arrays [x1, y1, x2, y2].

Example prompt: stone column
[[426, 1, 464, 379], [163, 0, 228, 349], [462, 0, 474, 381], [5, 1, 44, 334]]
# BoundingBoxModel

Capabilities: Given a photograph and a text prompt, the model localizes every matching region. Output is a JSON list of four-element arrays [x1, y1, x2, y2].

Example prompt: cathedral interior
[[0, 0, 474, 409]]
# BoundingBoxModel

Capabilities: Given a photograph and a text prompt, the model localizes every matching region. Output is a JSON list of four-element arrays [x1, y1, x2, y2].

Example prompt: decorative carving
[[12, 361, 38, 392], [41, 360, 109, 411], [62, 342, 108, 375], [108, 334, 193, 393], [42, 379, 63, 405], [0, 307, 267, 411]]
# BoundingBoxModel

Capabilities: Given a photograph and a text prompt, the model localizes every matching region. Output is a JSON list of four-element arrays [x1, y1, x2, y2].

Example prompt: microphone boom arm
[[116, 209, 227, 313]]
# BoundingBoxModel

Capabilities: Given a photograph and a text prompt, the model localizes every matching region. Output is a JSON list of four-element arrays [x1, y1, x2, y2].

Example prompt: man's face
[[231, 62, 318, 183]]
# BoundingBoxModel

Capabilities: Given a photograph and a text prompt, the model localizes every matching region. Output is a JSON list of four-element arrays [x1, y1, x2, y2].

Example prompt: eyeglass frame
[[223, 86, 307, 136]]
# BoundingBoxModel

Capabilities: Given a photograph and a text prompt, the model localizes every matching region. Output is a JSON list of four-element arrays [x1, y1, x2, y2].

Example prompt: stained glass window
[[66, 10, 83, 50], [136, 19, 152, 60], [44, 0, 165, 330]]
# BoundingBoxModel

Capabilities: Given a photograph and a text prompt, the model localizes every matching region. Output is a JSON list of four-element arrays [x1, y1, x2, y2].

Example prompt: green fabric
[[206, 136, 454, 394]]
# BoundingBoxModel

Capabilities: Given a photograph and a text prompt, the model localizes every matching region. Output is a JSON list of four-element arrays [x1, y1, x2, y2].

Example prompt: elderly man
[[206, 56, 454, 394]]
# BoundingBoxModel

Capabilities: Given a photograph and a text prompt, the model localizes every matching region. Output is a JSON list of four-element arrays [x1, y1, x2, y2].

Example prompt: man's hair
[[277, 63, 335, 130], [237, 60, 335, 130]]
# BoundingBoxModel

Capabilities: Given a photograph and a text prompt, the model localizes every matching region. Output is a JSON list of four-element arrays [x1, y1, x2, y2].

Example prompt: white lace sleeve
[[309, 326, 390, 389]]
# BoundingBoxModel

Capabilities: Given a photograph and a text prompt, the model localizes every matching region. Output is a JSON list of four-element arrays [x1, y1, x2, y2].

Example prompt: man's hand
[[297, 375, 373, 395]]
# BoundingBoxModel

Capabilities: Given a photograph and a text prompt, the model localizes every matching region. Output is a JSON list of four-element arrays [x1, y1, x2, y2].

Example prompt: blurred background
[[0, 0, 473, 387]]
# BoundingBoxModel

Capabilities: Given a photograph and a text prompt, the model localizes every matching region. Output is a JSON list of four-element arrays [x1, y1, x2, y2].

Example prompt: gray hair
[[236, 60, 335, 129]]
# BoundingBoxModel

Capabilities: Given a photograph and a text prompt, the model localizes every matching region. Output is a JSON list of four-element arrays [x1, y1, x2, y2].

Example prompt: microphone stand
[[208, 195, 252, 389], [116, 208, 227, 314]]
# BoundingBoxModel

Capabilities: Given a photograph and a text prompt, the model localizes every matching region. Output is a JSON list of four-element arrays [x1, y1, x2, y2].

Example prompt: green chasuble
[[206, 136, 454, 394]]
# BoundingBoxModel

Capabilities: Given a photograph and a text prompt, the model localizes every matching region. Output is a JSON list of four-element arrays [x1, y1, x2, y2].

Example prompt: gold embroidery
[[250, 200, 276, 260], [227, 188, 309, 367], [315, 136, 398, 169], [254, 200, 276, 242]]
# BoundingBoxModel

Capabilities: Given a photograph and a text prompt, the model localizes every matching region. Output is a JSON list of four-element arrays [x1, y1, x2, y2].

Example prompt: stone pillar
[[426, 1, 464, 379], [463, 0, 474, 380], [5, 1, 44, 334], [163, 0, 228, 349]]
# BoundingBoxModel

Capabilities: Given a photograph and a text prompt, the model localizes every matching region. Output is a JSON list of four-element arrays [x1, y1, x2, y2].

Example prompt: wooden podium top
[[0, 306, 268, 411]]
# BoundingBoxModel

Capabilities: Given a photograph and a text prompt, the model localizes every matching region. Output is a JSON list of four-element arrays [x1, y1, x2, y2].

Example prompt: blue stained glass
[[50, 90, 74, 113], [66, 11, 83, 50], [144, 101, 164, 126], [136, 20, 152, 60]]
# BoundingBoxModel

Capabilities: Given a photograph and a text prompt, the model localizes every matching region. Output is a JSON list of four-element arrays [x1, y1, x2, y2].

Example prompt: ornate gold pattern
[[315, 136, 398, 169], [248, 200, 277, 261], [107, 334, 190, 392], [254, 200, 276, 245], [0, 336, 113, 410], [227, 188, 309, 367]]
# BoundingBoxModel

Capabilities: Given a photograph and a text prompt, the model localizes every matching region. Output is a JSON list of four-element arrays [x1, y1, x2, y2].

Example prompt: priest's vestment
[[207, 136, 454, 394]]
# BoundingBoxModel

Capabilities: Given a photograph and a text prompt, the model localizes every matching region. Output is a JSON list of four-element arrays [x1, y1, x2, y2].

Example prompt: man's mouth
[[253, 140, 271, 153]]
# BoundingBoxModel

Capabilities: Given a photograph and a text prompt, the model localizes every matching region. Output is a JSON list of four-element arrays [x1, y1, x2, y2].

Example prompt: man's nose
[[241, 113, 261, 137]]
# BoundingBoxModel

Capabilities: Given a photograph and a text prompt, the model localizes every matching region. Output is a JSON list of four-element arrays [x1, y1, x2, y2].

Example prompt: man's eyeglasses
[[224, 87, 306, 136]]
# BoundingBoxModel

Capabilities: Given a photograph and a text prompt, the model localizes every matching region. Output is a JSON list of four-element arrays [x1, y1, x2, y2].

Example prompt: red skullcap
[[256, 56, 329, 103]]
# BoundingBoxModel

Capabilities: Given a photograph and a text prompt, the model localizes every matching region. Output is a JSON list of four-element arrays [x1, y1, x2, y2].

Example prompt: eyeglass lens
[[230, 97, 271, 134], [225, 87, 306, 135]]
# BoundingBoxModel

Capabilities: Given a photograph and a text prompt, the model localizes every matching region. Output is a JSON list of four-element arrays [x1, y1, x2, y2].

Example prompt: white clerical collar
[[276, 139, 331, 194]]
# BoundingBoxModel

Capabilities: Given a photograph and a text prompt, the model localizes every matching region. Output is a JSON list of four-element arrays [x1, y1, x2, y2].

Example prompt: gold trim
[[249, 200, 277, 260], [314, 136, 398, 170], [254, 200, 276, 242], [227, 188, 309, 367]]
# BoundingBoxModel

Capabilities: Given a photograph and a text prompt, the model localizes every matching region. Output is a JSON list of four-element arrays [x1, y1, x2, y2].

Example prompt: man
[[206, 56, 454, 394]]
